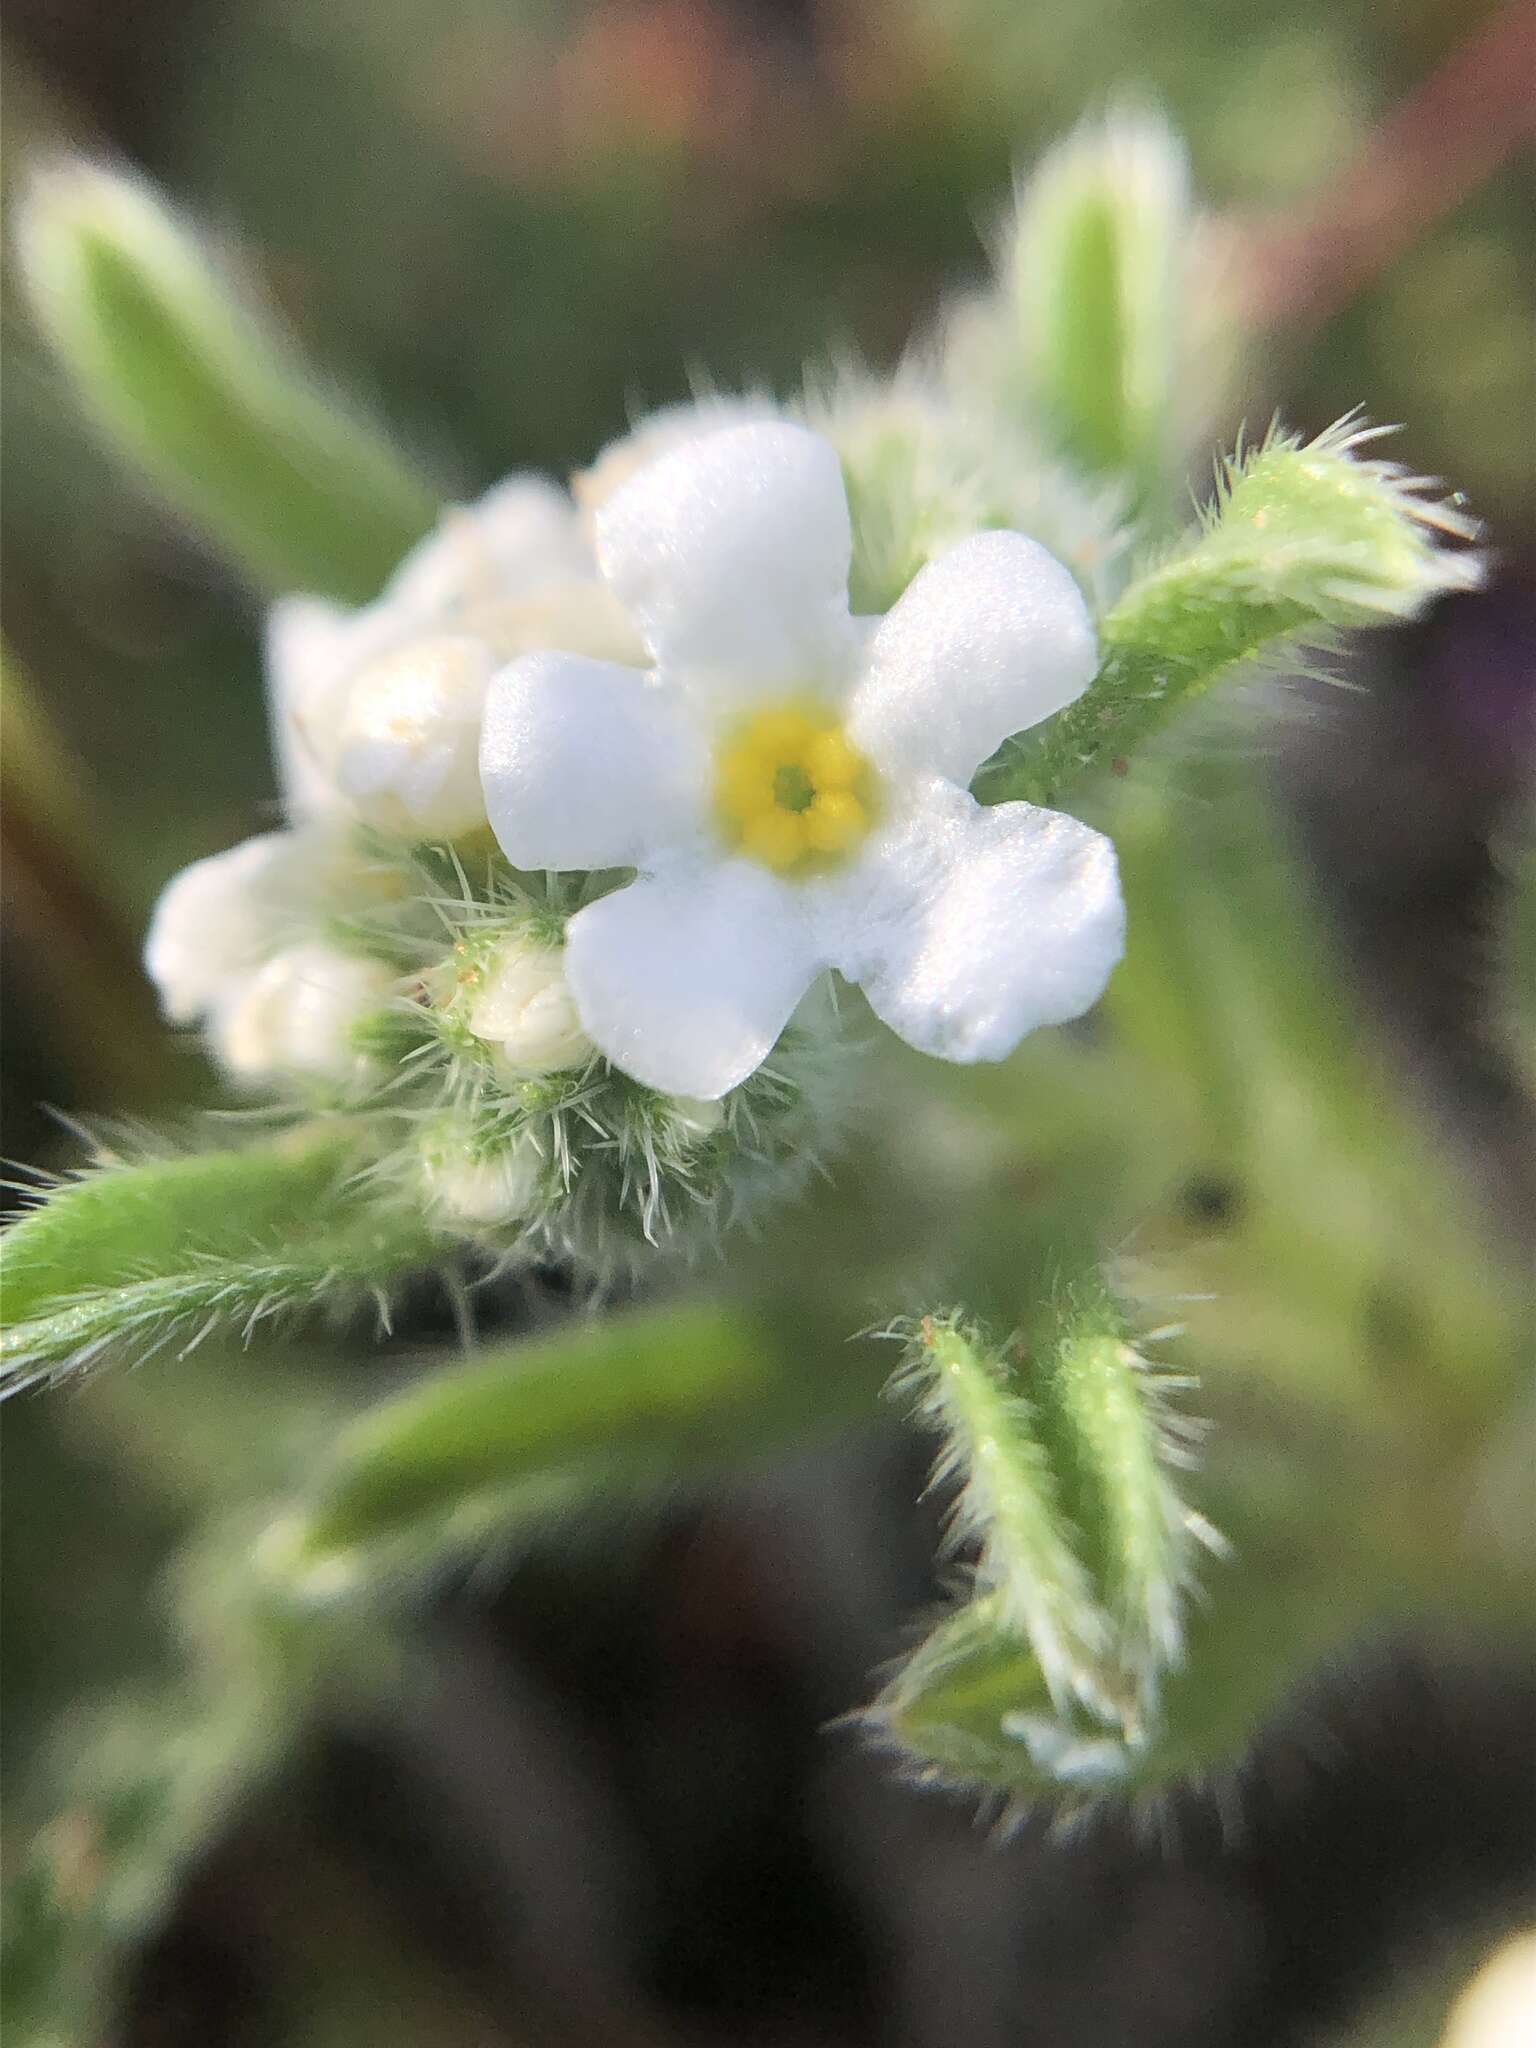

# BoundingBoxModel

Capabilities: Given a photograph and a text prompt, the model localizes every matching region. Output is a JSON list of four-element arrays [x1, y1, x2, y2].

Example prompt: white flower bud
[[465, 937, 592, 1078], [385, 477, 593, 620], [419, 1127, 542, 1228], [669, 1095, 726, 1140], [311, 633, 496, 841], [212, 943, 394, 1083], [143, 832, 298, 1024]]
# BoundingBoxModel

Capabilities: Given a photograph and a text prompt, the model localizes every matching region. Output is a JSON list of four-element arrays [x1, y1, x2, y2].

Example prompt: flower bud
[[465, 936, 592, 1078], [302, 632, 496, 841], [143, 832, 298, 1024], [419, 1123, 542, 1228], [212, 943, 395, 1083], [669, 1095, 726, 1141], [385, 477, 592, 620]]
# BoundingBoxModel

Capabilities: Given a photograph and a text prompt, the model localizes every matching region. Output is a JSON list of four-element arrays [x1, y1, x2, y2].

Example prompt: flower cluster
[[142, 395, 1125, 1259]]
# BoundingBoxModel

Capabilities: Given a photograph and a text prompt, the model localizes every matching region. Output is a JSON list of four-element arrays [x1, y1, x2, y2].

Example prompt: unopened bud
[[465, 936, 592, 1078], [213, 943, 394, 1083], [419, 1124, 542, 1228]]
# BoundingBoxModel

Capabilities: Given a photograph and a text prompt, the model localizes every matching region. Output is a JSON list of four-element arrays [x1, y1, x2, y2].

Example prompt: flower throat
[[714, 700, 878, 876]]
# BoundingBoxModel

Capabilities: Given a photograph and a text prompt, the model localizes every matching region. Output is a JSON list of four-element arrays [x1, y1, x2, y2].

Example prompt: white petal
[[595, 422, 856, 698], [264, 597, 399, 819], [817, 780, 1123, 1062], [421, 1130, 542, 1229], [386, 475, 591, 621], [480, 652, 709, 871], [573, 396, 781, 523], [846, 530, 1098, 785], [565, 861, 819, 1097]]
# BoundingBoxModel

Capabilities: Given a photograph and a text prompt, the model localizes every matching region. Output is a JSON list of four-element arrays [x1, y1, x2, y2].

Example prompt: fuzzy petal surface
[[816, 780, 1123, 1061], [481, 652, 709, 872], [565, 861, 819, 1097], [596, 422, 856, 699], [847, 531, 1098, 785]]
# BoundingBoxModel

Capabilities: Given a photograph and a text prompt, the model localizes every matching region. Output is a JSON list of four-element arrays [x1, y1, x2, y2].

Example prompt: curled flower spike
[[480, 421, 1124, 1098]]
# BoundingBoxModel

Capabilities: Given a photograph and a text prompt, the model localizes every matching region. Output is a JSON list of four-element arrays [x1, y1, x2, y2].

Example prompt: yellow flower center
[[714, 700, 878, 875]]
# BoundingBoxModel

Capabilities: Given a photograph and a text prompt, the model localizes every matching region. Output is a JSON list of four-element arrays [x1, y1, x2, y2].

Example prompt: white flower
[[464, 936, 592, 1078], [211, 942, 395, 1083], [419, 1124, 542, 1228], [479, 421, 1123, 1099], [266, 476, 640, 837], [143, 832, 300, 1024]]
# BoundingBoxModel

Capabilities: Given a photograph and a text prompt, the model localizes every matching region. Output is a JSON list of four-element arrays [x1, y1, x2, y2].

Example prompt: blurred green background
[[2, 3, 1533, 2043]]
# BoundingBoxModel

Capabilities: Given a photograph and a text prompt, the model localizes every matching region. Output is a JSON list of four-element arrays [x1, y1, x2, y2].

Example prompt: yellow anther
[[803, 789, 867, 853], [741, 808, 808, 871], [804, 729, 863, 791], [717, 754, 776, 819]]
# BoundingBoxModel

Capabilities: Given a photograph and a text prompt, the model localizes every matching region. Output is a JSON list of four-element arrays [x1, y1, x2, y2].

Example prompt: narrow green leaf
[[1099, 757, 1527, 1424], [1, 1127, 437, 1390], [15, 160, 441, 601], [288, 1300, 779, 1568]]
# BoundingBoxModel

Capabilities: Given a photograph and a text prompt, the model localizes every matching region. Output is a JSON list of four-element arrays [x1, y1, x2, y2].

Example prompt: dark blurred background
[[2, 3, 1533, 2042]]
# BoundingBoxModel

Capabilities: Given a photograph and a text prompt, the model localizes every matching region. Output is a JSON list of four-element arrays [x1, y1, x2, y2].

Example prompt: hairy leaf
[[1, 1127, 438, 1391], [17, 160, 440, 600]]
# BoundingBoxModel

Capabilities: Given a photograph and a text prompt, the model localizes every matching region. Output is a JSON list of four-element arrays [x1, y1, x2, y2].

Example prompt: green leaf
[[285, 1300, 780, 1571], [15, 160, 441, 601], [983, 417, 1481, 809], [1035, 1285, 1208, 1675], [875, 1593, 1133, 1800], [891, 1313, 1113, 1710], [876, 1561, 1370, 1805], [1, 1126, 438, 1390]]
